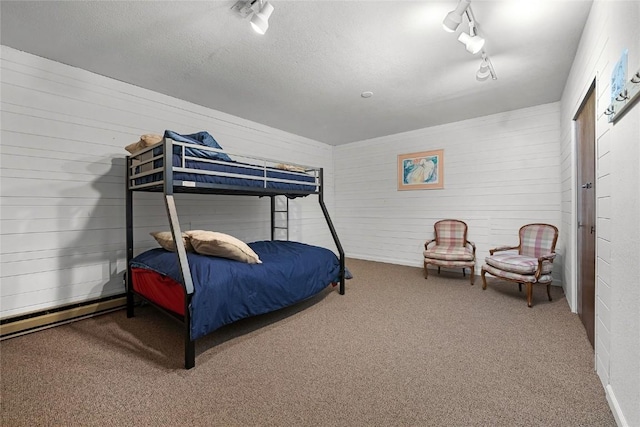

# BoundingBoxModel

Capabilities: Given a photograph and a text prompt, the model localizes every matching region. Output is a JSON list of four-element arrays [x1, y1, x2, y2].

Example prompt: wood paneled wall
[[334, 103, 563, 279], [559, 2, 640, 425]]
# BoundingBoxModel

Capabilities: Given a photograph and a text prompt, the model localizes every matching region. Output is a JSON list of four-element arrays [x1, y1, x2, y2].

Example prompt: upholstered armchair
[[481, 223, 559, 307], [423, 219, 476, 285]]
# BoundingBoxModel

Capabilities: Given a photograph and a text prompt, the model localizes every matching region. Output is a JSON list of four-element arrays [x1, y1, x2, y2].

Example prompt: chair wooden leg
[[547, 283, 552, 301], [438, 266, 441, 274], [469, 265, 475, 285], [481, 268, 487, 290], [424, 261, 428, 279], [526, 283, 533, 307], [462, 268, 466, 277], [518, 283, 522, 292]]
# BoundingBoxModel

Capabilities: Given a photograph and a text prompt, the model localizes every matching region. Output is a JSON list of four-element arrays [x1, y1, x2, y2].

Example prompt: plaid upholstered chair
[[481, 223, 559, 307], [423, 219, 476, 285]]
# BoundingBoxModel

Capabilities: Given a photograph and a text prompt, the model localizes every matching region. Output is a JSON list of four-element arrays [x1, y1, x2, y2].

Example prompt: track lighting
[[476, 59, 491, 81], [442, 0, 471, 32], [476, 53, 496, 81], [442, 0, 496, 80], [231, 0, 274, 35], [250, 1, 274, 35], [458, 32, 485, 54], [455, 3, 484, 54]]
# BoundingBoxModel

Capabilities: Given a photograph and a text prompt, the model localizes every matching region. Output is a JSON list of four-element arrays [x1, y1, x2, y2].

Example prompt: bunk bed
[[125, 131, 346, 369]]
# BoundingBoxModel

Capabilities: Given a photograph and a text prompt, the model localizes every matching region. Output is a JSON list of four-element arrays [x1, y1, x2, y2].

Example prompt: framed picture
[[397, 149, 444, 190]]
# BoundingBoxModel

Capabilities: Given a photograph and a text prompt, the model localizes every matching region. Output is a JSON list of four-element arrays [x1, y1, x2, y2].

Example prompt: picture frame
[[397, 149, 444, 190]]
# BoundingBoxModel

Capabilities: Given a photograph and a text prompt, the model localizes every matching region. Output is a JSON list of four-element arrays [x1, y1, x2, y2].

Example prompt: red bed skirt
[[132, 268, 185, 316]]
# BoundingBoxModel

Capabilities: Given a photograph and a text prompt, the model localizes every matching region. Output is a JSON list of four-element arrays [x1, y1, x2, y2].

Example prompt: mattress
[[134, 152, 317, 193], [130, 240, 343, 340]]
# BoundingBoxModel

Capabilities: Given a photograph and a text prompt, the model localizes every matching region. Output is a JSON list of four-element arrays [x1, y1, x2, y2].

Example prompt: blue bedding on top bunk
[[133, 130, 317, 193], [137, 154, 316, 192], [130, 240, 343, 340], [174, 154, 315, 191], [164, 130, 232, 162]]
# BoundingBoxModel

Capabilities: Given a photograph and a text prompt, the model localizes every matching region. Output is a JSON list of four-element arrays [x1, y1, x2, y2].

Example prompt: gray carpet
[[1, 259, 615, 426]]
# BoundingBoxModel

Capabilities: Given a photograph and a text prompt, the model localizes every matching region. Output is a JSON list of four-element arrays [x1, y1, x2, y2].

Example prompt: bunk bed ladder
[[271, 195, 289, 240]]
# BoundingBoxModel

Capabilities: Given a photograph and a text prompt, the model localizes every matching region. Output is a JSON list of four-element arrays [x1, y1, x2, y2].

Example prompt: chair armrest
[[466, 240, 476, 255], [489, 245, 518, 255], [538, 253, 557, 262], [535, 253, 557, 278], [424, 238, 436, 250]]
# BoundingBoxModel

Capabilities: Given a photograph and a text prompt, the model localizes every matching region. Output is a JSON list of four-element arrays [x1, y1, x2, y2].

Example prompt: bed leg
[[125, 272, 135, 318], [126, 292, 135, 318], [185, 340, 195, 369], [184, 299, 195, 369]]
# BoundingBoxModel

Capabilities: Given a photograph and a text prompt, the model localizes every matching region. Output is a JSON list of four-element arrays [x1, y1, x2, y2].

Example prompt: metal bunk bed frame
[[125, 137, 345, 369]]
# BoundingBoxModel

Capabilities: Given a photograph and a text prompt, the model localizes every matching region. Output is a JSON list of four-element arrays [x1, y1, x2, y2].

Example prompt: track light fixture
[[476, 53, 497, 81], [231, 0, 275, 35], [442, 0, 496, 81], [454, 3, 484, 54], [442, 0, 470, 32], [458, 31, 485, 54]]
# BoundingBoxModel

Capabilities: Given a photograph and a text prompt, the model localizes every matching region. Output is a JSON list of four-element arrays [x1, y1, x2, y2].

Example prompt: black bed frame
[[125, 138, 345, 369]]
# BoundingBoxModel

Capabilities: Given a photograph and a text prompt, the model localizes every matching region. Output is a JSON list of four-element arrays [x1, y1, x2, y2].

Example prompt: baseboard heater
[[0, 294, 126, 340]]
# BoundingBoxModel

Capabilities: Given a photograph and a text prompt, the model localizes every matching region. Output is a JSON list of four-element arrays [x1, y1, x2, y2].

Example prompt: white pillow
[[185, 230, 262, 264], [150, 231, 194, 252]]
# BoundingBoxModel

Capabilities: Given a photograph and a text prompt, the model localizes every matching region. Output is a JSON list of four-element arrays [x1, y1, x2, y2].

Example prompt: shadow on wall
[[56, 156, 127, 307]]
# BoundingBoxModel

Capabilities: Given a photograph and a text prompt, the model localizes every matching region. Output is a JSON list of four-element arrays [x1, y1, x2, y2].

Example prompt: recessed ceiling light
[[361, 91, 373, 98]]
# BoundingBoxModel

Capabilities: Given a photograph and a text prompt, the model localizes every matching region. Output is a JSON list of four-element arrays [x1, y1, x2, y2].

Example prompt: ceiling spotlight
[[442, 0, 471, 32], [250, 1, 274, 35], [232, 0, 274, 35], [476, 60, 491, 81], [476, 54, 497, 81], [458, 32, 485, 54]]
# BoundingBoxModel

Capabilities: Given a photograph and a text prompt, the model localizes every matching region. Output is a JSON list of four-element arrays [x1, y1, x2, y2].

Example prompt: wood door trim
[[575, 79, 596, 348], [573, 80, 596, 121]]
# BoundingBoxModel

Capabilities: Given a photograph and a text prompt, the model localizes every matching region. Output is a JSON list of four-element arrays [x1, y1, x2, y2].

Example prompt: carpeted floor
[[1, 258, 615, 426]]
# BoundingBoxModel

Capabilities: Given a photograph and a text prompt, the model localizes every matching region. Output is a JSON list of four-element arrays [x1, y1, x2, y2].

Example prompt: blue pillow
[[164, 130, 232, 162]]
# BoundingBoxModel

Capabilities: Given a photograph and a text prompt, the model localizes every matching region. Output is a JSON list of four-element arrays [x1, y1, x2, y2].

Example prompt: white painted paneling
[[335, 103, 562, 281], [596, 329, 610, 388], [559, 1, 640, 425], [0, 46, 335, 319]]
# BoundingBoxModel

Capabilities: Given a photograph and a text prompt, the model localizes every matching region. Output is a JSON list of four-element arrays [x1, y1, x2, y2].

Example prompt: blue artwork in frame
[[397, 149, 444, 190]]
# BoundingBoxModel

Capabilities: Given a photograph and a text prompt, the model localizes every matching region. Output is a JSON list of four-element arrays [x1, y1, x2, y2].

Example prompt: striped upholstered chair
[[423, 219, 476, 285], [481, 223, 559, 307]]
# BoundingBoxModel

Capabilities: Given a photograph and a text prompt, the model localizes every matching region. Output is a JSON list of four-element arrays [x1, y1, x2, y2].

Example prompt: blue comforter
[[131, 240, 344, 340]]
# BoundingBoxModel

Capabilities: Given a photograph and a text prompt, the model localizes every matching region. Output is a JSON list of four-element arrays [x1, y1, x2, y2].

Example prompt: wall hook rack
[[604, 68, 640, 123]]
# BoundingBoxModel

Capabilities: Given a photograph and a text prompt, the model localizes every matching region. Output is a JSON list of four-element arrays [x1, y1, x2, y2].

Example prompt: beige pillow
[[150, 231, 194, 252], [185, 230, 262, 264], [275, 163, 307, 173], [125, 134, 163, 154]]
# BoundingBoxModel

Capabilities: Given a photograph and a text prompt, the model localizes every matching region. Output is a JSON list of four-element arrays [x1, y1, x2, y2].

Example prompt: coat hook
[[615, 89, 629, 102], [604, 105, 615, 116], [631, 71, 640, 84]]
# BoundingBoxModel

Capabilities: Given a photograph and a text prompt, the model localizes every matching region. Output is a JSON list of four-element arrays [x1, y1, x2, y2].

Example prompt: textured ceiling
[[0, 1, 593, 145]]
